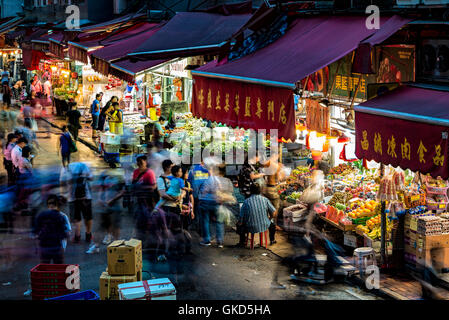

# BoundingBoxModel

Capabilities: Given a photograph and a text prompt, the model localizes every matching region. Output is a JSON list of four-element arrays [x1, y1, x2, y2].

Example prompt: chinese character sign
[[191, 75, 296, 141], [355, 111, 449, 179]]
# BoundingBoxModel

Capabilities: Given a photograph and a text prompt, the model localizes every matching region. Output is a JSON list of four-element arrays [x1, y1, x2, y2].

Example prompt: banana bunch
[[356, 225, 370, 234], [367, 226, 381, 239]]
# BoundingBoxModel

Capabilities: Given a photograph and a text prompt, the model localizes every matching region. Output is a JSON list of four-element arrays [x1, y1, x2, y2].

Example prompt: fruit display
[[356, 215, 392, 240], [278, 184, 303, 200], [325, 206, 347, 224], [286, 192, 303, 203], [329, 163, 355, 176], [327, 192, 352, 207], [347, 200, 379, 220]]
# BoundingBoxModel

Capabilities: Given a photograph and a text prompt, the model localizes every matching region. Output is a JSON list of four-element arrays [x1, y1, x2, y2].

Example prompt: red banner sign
[[355, 111, 449, 179], [192, 76, 296, 141]]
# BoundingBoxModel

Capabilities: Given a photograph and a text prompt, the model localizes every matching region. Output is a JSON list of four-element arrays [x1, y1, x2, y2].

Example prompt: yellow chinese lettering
[[341, 76, 348, 90], [353, 77, 360, 88], [279, 103, 287, 124], [215, 91, 221, 110], [359, 79, 366, 93], [255, 98, 262, 118], [433, 145, 444, 166], [244, 96, 251, 117], [234, 94, 240, 115], [374, 133, 382, 155], [401, 137, 411, 160], [387, 135, 397, 158], [207, 89, 212, 109], [348, 77, 353, 91], [224, 93, 230, 112], [198, 89, 204, 106], [417, 140, 427, 163], [361, 130, 369, 150], [335, 75, 342, 90], [267, 101, 275, 121]]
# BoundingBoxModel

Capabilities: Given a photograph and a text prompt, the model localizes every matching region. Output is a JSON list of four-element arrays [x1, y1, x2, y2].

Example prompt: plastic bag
[[217, 205, 232, 225]]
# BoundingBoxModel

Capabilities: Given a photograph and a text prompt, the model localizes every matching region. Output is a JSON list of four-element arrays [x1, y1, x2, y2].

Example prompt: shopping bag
[[31, 119, 38, 131]]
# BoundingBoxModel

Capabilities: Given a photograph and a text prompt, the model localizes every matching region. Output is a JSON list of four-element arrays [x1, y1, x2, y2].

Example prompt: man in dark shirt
[[34, 195, 70, 264], [66, 103, 81, 141]]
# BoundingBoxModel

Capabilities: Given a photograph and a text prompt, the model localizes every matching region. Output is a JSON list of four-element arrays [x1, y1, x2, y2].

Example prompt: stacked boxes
[[118, 278, 176, 300], [440, 214, 449, 234], [99, 239, 143, 300], [415, 234, 449, 271], [417, 216, 443, 236]]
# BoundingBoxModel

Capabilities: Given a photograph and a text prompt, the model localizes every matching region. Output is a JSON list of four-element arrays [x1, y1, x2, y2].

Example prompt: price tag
[[439, 204, 446, 209], [411, 195, 420, 202], [410, 218, 418, 232]]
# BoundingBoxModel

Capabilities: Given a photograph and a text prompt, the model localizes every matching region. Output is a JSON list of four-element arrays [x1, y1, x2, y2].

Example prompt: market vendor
[[108, 102, 123, 135], [98, 96, 117, 132], [261, 155, 286, 240], [152, 116, 166, 149], [238, 153, 265, 199]]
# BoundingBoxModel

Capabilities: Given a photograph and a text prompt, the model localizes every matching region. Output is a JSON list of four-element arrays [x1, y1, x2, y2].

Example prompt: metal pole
[[381, 200, 387, 266]]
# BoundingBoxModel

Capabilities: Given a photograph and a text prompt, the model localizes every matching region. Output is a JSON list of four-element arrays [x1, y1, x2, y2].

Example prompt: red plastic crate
[[30, 264, 79, 281], [32, 288, 79, 300], [31, 277, 80, 290]]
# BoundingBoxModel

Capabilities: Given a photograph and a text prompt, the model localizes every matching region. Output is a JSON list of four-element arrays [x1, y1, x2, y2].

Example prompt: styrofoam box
[[118, 278, 176, 300], [101, 133, 121, 145]]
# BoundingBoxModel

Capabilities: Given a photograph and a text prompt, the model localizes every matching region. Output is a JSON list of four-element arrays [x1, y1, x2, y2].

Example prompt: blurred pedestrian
[[3, 133, 17, 185], [60, 162, 95, 247], [153, 116, 166, 149], [188, 161, 209, 233], [34, 195, 70, 264], [2, 83, 11, 107], [12, 80, 23, 102], [99, 171, 125, 245], [132, 155, 157, 242], [198, 164, 235, 248], [1, 68, 10, 86], [58, 125, 73, 167], [66, 102, 81, 141], [90, 93, 101, 138], [11, 137, 27, 180], [22, 100, 34, 129]]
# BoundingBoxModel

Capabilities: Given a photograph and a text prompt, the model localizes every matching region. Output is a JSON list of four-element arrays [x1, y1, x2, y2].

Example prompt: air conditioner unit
[[113, 0, 126, 14], [396, 0, 421, 5], [422, 0, 449, 4], [420, 39, 449, 82]]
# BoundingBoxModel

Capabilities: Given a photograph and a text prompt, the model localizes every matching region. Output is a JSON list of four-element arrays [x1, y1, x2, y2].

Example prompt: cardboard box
[[416, 247, 449, 270], [107, 239, 142, 276], [99, 272, 137, 300], [118, 278, 176, 300], [416, 234, 449, 250]]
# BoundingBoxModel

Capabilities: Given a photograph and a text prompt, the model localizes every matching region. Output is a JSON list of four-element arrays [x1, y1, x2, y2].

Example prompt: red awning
[[354, 85, 449, 179], [109, 58, 167, 83], [128, 12, 251, 60], [193, 15, 410, 87], [68, 18, 152, 63], [90, 23, 162, 62], [78, 13, 147, 32]]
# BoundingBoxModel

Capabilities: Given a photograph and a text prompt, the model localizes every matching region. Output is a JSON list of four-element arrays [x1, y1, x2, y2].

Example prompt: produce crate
[[425, 183, 449, 195], [351, 216, 372, 225], [30, 264, 79, 282], [46, 290, 99, 301]]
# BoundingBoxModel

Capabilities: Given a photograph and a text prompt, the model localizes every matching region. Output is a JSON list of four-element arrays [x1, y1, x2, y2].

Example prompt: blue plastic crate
[[46, 290, 99, 300], [103, 152, 119, 164]]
